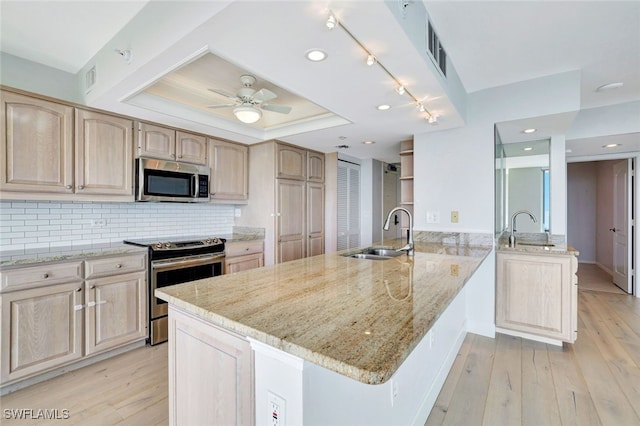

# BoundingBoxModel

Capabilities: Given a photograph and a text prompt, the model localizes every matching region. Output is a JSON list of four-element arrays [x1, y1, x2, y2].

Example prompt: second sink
[[343, 247, 403, 261]]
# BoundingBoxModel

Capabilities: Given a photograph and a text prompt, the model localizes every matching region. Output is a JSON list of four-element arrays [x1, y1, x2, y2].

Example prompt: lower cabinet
[[0, 252, 147, 386], [225, 240, 264, 274], [168, 307, 253, 425], [496, 251, 578, 345]]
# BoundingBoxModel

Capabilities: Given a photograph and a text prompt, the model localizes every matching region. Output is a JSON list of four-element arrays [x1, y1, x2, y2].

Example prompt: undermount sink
[[517, 241, 555, 247], [343, 247, 403, 260]]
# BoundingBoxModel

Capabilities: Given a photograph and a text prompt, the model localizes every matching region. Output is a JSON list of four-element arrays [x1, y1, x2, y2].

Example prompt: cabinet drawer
[[225, 240, 264, 258], [84, 253, 146, 279], [1, 261, 83, 292]]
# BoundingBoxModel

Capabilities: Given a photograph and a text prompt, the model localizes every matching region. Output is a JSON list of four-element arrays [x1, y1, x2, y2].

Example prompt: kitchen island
[[156, 237, 492, 425]]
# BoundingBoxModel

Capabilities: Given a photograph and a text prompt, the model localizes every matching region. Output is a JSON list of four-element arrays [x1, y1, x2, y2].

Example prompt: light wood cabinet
[[496, 251, 578, 345], [307, 151, 325, 182], [209, 139, 249, 202], [168, 307, 253, 426], [0, 252, 147, 386], [0, 266, 84, 383], [137, 122, 207, 165], [75, 109, 133, 196], [1, 90, 74, 194], [276, 144, 306, 180], [399, 139, 414, 231], [277, 179, 306, 263], [307, 182, 325, 257], [225, 240, 264, 274]]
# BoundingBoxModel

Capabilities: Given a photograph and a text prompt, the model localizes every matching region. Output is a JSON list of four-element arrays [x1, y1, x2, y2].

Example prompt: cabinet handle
[[42, 273, 49, 279], [115, 264, 122, 269], [76, 287, 82, 292], [178, 154, 183, 158], [90, 285, 95, 289], [245, 248, 250, 251], [65, 185, 72, 190], [78, 185, 85, 190]]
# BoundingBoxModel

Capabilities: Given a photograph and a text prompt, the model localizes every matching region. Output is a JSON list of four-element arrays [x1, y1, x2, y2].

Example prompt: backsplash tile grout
[[0, 201, 236, 251]]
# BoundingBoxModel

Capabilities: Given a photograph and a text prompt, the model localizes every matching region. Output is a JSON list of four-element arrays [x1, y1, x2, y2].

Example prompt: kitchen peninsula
[[157, 235, 492, 425]]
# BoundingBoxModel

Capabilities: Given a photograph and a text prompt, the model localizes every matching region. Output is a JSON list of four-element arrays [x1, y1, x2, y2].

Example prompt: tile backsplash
[[0, 200, 236, 251]]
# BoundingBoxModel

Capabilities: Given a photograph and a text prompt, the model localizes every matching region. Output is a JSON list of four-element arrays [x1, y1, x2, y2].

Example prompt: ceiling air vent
[[427, 20, 447, 78]]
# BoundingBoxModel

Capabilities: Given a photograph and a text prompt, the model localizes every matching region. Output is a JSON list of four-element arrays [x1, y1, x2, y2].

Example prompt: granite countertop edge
[[157, 243, 492, 385]]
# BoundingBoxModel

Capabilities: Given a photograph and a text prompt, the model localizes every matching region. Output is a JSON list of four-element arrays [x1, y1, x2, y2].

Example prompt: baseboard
[[595, 262, 614, 277]]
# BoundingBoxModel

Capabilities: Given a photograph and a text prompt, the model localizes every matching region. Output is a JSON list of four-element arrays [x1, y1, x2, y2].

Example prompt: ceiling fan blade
[[252, 88, 277, 103], [208, 88, 239, 101], [206, 103, 236, 109], [261, 104, 292, 114]]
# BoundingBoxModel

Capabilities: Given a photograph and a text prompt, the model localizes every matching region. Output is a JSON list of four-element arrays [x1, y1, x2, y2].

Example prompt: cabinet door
[[1, 91, 74, 193], [307, 151, 325, 182], [496, 253, 573, 341], [169, 307, 253, 426], [209, 139, 248, 201], [176, 131, 207, 165], [0, 282, 83, 383], [85, 271, 147, 355], [137, 122, 176, 160], [225, 253, 264, 274], [276, 179, 306, 263], [75, 109, 133, 196], [307, 182, 325, 257], [276, 144, 306, 180]]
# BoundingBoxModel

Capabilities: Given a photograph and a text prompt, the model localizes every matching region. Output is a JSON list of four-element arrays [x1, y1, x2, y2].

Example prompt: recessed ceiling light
[[306, 49, 327, 62], [377, 104, 390, 111], [523, 128, 537, 134], [603, 143, 621, 148], [596, 82, 624, 92], [362, 140, 375, 145], [523, 147, 533, 151]]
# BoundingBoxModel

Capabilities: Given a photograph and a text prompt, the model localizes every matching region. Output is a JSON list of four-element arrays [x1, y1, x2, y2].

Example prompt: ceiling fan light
[[233, 106, 261, 124]]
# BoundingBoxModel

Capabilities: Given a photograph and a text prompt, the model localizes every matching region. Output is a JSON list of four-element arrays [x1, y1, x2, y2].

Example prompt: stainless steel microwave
[[135, 158, 210, 202]]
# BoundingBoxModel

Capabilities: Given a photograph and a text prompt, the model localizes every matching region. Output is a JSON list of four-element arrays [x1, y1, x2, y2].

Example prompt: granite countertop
[[0, 242, 148, 268], [156, 239, 491, 385], [495, 232, 579, 256]]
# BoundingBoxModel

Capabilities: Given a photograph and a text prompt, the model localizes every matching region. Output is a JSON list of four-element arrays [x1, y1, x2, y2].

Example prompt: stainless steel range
[[124, 236, 225, 345]]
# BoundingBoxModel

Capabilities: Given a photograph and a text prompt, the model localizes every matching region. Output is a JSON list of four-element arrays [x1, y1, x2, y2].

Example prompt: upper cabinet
[[75, 109, 133, 196], [276, 144, 306, 180], [1, 91, 74, 194], [137, 122, 207, 165], [307, 151, 325, 183], [208, 139, 249, 203], [1, 90, 134, 200]]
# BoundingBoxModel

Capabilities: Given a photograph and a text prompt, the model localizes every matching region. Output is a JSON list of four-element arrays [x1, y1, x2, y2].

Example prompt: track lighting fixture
[[416, 102, 425, 112], [326, 13, 337, 29], [427, 115, 438, 125], [395, 85, 406, 95], [366, 54, 377, 66]]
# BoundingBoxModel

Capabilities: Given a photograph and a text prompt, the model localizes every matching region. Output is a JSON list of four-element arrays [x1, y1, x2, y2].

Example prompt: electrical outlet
[[426, 211, 440, 223], [234, 208, 242, 218], [268, 391, 285, 426], [450, 210, 459, 223], [91, 219, 107, 228]]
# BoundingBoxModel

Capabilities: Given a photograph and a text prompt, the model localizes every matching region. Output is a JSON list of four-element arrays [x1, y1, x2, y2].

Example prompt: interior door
[[383, 165, 401, 241], [612, 159, 632, 293]]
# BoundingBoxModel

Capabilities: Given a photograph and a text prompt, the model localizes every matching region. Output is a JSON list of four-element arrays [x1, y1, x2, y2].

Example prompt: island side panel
[[168, 307, 254, 426]]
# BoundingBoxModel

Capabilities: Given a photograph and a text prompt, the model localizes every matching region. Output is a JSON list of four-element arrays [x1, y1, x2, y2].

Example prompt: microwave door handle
[[192, 174, 199, 198]]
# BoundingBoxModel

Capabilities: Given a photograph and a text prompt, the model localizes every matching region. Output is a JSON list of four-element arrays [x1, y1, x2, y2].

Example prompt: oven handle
[[151, 253, 225, 272]]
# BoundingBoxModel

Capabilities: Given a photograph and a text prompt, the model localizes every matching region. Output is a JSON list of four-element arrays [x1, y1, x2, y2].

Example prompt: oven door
[[150, 253, 224, 319]]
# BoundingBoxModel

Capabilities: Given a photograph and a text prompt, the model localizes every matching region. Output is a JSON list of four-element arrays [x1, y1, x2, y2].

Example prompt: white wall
[[0, 200, 235, 251], [567, 162, 597, 262]]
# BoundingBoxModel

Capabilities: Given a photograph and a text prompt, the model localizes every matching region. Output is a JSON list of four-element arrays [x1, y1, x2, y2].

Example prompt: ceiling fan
[[207, 75, 292, 124]]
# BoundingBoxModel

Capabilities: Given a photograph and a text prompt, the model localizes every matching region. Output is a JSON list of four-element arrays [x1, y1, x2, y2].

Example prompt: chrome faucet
[[509, 210, 537, 247], [383, 207, 414, 256]]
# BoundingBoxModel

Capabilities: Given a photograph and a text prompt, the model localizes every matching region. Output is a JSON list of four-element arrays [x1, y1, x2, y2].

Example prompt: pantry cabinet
[[0, 252, 147, 387], [496, 251, 578, 345], [209, 139, 249, 202], [137, 122, 207, 165], [237, 141, 325, 265]]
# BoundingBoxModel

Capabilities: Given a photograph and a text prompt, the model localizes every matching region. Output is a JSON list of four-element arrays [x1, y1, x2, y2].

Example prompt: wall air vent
[[427, 20, 447, 78], [85, 66, 96, 93]]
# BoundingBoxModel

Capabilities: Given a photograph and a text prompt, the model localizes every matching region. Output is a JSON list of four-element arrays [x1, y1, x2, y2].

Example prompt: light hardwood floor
[[2, 267, 638, 426], [427, 267, 640, 426]]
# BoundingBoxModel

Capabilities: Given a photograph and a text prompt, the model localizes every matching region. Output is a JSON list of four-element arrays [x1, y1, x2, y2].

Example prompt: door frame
[[567, 152, 638, 297]]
